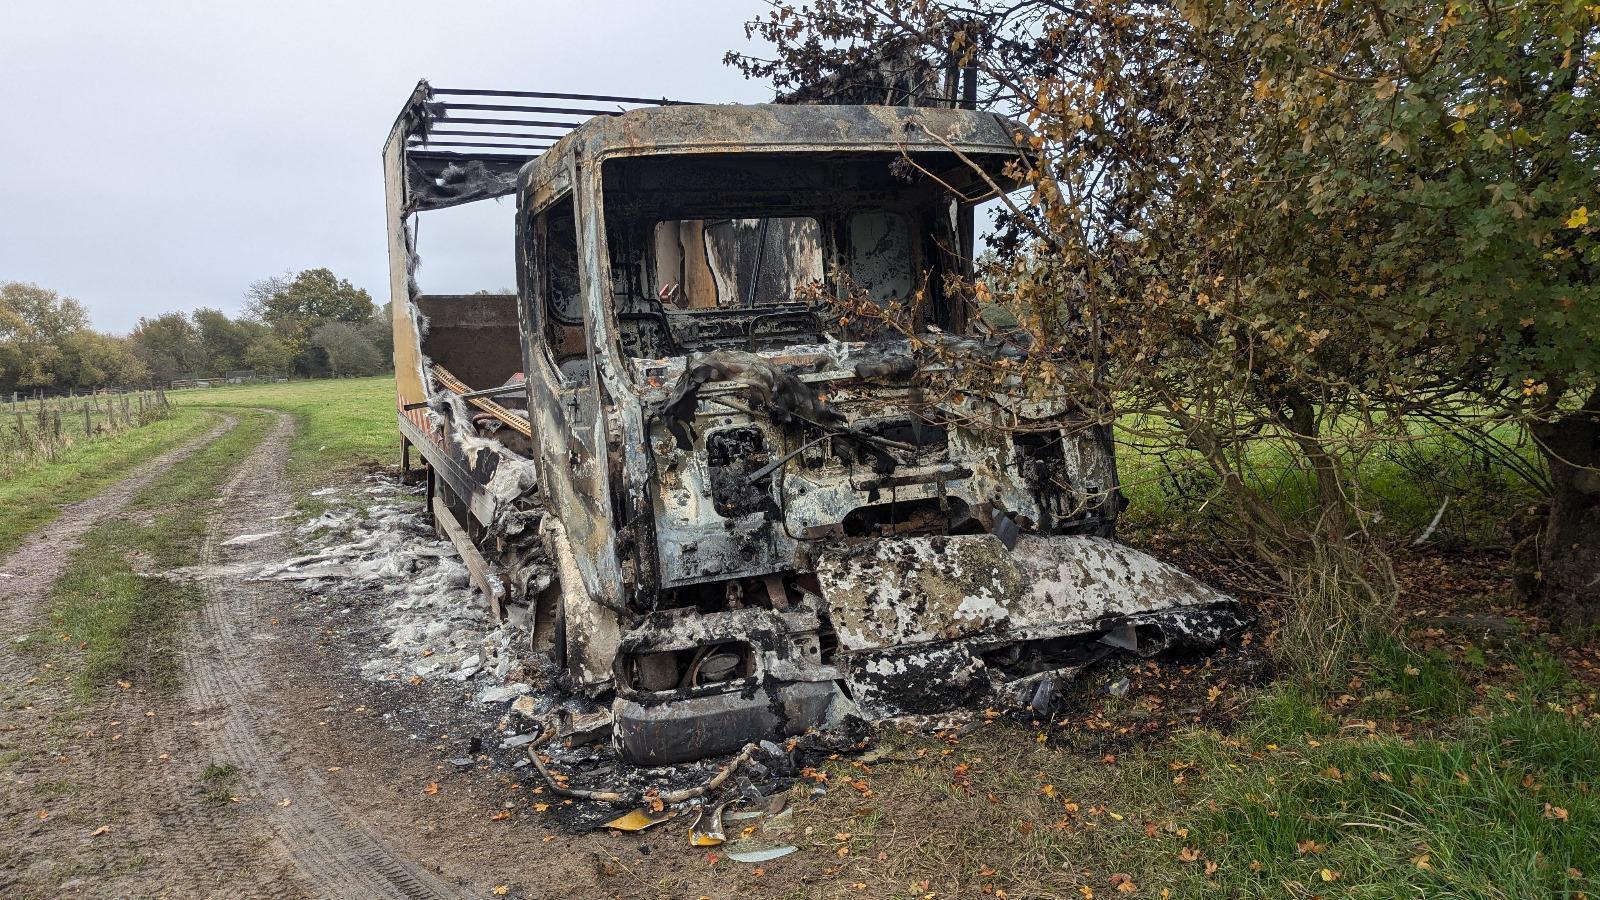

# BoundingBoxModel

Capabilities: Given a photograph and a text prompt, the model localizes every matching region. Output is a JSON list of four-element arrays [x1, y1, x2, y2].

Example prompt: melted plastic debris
[[220, 531, 280, 547]]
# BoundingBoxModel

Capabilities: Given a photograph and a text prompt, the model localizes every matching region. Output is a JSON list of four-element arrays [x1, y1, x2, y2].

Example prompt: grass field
[[1116, 417, 1543, 549], [169, 376, 397, 486]]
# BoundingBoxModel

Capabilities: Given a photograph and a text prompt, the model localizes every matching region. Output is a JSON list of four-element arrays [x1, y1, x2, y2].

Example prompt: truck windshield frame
[[596, 151, 992, 368]]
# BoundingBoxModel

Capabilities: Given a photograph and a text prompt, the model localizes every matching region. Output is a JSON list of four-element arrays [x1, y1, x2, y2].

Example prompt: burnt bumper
[[614, 680, 836, 766]]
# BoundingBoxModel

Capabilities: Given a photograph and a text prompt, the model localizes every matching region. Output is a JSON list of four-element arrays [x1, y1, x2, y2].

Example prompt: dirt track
[[0, 413, 236, 667], [0, 410, 767, 900]]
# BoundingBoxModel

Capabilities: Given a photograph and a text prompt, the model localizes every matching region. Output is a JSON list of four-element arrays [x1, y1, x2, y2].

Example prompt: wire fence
[[2, 388, 173, 477]]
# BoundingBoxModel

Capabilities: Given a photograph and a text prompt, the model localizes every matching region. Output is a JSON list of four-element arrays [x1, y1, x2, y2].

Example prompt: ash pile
[[255, 481, 543, 701], [252, 480, 847, 849]]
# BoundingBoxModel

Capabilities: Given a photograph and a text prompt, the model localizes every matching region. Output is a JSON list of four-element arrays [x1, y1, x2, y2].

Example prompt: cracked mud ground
[[0, 412, 775, 900]]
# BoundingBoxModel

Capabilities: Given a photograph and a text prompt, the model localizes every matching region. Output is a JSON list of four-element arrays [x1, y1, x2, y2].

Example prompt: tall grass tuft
[[1275, 538, 1398, 685]]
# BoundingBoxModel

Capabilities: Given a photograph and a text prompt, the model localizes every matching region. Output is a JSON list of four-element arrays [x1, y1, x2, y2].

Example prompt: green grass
[[43, 409, 275, 692], [0, 407, 213, 558], [779, 644, 1598, 900], [171, 376, 397, 486], [1116, 417, 1542, 548], [200, 762, 239, 805], [1155, 669, 1599, 898]]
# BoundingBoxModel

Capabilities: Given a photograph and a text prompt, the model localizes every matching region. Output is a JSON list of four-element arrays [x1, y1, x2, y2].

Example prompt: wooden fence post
[[84, 405, 92, 439]]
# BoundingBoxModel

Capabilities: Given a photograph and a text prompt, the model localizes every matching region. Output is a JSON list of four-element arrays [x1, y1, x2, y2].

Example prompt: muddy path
[[1, 411, 754, 900]]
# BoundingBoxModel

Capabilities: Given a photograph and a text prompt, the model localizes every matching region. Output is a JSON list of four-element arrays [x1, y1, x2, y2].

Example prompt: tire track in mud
[[0, 413, 237, 670], [179, 409, 459, 899]]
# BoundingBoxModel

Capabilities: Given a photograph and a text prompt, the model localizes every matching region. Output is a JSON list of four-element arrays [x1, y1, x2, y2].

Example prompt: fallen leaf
[[1178, 847, 1200, 863], [1320, 868, 1341, 882], [490, 811, 511, 821], [491, 887, 509, 896], [278, 798, 292, 808], [423, 782, 440, 795], [533, 802, 550, 812], [1545, 803, 1569, 821], [90, 825, 111, 837]]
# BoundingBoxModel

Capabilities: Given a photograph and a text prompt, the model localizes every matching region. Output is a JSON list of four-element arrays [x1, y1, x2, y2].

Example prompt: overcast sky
[[0, 1, 774, 333]]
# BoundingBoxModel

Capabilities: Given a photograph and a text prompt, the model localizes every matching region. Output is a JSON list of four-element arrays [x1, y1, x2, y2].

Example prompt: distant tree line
[[0, 268, 391, 394]]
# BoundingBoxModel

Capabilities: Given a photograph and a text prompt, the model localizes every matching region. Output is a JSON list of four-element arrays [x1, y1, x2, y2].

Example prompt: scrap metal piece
[[688, 801, 729, 846], [1099, 622, 1139, 654], [725, 845, 799, 863], [431, 494, 507, 620]]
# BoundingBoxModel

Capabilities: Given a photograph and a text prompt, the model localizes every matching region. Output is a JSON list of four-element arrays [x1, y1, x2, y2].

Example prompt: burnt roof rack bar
[[387, 79, 700, 213], [400, 81, 697, 159]]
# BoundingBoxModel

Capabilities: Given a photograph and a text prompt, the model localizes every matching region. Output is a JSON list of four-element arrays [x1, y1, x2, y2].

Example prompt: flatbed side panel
[[398, 410, 485, 523]]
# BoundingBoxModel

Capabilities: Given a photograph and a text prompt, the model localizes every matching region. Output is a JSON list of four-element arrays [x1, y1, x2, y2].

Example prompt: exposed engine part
[[706, 427, 774, 519]]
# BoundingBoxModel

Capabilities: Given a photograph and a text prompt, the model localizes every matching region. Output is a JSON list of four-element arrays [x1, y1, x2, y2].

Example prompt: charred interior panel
[[414, 294, 523, 390], [386, 89, 1246, 768]]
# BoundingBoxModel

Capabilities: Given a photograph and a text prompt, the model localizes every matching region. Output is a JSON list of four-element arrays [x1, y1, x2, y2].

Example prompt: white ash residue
[[257, 481, 536, 701]]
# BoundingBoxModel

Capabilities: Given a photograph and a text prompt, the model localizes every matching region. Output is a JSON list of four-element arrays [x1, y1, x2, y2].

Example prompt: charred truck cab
[[386, 82, 1244, 766]]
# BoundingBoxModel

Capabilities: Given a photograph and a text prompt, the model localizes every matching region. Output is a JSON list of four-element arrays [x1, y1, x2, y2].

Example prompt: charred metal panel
[[813, 535, 1232, 652]]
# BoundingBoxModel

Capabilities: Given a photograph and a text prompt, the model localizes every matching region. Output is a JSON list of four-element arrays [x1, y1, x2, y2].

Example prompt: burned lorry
[[385, 82, 1244, 765]]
